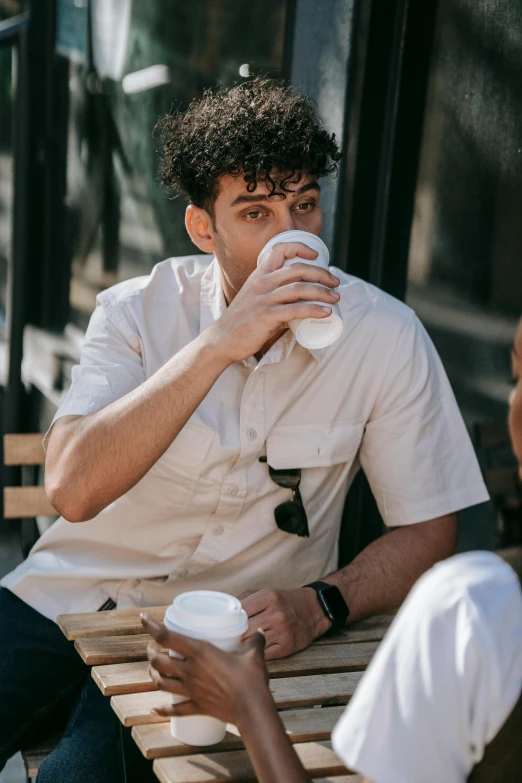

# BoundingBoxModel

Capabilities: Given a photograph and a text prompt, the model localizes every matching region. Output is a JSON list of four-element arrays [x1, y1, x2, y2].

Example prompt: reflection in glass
[[0, 1, 25, 21], [0, 45, 15, 343], [407, 0, 522, 426], [67, 0, 288, 329]]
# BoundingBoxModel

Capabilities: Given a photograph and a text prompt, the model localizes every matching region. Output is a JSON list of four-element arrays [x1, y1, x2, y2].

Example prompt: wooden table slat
[[313, 778, 363, 782], [153, 740, 348, 783], [112, 672, 363, 727], [75, 634, 152, 665], [315, 615, 392, 646], [59, 605, 392, 643], [76, 619, 390, 665], [133, 705, 345, 759], [93, 642, 378, 696], [58, 606, 169, 640], [77, 631, 384, 666]]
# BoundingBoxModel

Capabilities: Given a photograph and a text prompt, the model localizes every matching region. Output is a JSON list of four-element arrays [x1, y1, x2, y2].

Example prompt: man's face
[[509, 319, 522, 481], [208, 171, 323, 300]]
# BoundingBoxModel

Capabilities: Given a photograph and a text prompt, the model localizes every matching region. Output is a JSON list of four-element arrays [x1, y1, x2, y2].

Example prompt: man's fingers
[[240, 589, 278, 618], [271, 281, 340, 306], [151, 700, 200, 718], [275, 302, 333, 322], [258, 242, 318, 271], [263, 642, 288, 661], [238, 589, 258, 602], [269, 262, 340, 289], [141, 613, 194, 657]]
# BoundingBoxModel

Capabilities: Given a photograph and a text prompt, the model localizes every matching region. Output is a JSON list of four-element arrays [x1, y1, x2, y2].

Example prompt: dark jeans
[[0, 587, 157, 783]]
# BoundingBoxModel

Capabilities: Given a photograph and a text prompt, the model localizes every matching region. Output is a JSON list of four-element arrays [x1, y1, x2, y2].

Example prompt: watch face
[[322, 585, 348, 618]]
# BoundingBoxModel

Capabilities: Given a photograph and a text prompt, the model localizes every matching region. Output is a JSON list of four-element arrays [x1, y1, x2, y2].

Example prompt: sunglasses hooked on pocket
[[260, 456, 310, 538]]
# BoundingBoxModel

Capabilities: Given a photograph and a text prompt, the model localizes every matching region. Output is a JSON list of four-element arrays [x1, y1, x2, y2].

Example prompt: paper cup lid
[[165, 590, 248, 635], [295, 312, 344, 349], [257, 230, 329, 267]]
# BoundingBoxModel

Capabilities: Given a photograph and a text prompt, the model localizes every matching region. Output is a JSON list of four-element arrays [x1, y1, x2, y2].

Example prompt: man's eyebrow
[[230, 181, 320, 207]]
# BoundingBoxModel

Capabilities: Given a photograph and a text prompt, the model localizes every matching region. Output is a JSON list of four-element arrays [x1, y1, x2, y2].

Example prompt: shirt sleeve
[[43, 295, 146, 448], [331, 551, 522, 783], [359, 312, 489, 526]]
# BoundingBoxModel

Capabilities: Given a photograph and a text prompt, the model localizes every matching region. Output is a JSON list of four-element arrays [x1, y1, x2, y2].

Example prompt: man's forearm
[[46, 327, 230, 521], [323, 514, 457, 625]]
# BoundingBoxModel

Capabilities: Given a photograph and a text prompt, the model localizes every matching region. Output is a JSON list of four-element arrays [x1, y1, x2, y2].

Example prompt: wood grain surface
[[92, 642, 378, 695], [111, 672, 363, 727]]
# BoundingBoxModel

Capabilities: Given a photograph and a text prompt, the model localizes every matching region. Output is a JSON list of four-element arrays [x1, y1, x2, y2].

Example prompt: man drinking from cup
[[0, 77, 488, 783]]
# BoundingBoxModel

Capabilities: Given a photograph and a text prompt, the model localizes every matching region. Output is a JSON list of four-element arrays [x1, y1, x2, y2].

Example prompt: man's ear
[[185, 204, 216, 253]]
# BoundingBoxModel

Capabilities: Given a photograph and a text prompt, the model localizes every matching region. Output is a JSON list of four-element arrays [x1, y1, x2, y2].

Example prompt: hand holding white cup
[[162, 590, 248, 746], [257, 229, 343, 349]]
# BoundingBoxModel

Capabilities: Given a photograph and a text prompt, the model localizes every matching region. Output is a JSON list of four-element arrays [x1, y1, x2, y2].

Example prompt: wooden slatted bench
[[3, 433, 56, 519], [3, 434, 59, 781], [20, 732, 63, 781]]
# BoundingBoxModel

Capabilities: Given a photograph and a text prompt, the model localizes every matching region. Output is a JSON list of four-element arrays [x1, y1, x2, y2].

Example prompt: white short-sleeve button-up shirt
[[2, 255, 489, 621]]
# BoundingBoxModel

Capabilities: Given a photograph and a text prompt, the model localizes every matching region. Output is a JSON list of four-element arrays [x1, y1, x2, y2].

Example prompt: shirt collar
[[199, 257, 227, 333], [199, 257, 322, 364]]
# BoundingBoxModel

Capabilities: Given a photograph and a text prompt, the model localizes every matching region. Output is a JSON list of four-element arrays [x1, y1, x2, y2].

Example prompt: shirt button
[[247, 428, 258, 441], [214, 525, 224, 536], [228, 485, 239, 496]]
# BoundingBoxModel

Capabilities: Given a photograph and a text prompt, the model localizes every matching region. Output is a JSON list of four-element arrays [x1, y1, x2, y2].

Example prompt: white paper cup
[[257, 229, 343, 349], [164, 590, 248, 746]]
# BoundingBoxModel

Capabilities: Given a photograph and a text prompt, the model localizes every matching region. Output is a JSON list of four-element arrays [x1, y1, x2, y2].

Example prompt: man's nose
[[274, 210, 301, 234]]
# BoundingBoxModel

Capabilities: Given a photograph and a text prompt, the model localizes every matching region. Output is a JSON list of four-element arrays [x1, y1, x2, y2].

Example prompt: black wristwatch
[[304, 581, 349, 633]]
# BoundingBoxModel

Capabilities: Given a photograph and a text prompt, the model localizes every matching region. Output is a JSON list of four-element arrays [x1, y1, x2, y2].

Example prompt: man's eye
[[245, 210, 263, 220], [296, 202, 314, 212]]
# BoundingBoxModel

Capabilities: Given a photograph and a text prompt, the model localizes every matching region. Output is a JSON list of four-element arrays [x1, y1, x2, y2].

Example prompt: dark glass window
[[405, 0, 522, 550], [0, 44, 15, 342], [407, 0, 522, 427], [0, 1, 26, 20], [67, 0, 289, 330]]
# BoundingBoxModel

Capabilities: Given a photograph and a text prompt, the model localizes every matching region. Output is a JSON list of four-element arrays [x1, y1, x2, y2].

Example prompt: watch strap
[[304, 581, 349, 633]]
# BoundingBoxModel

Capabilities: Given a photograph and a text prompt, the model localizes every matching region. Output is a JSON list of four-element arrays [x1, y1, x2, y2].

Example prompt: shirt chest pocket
[[266, 421, 364, 471], [265, 421, 363, 522], [145, 421, 215, 513]]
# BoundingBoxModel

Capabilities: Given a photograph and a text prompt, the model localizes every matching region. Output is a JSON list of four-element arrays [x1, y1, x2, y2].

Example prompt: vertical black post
[[26, 0, 70, 331], [281, 0, 297, 81], [1, 15, 30, 520], [4, 18, 30, 438], [338, 0, 439, 297], [336, 0, 439, 565]]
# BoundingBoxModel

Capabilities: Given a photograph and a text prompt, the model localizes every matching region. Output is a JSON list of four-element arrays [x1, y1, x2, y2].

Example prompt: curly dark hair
[[155, 77, 342, 214]]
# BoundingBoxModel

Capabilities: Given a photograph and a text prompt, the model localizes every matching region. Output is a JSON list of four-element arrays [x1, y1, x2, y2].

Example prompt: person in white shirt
[[144, 316, 522, 783], [0, 78, 487, 782]]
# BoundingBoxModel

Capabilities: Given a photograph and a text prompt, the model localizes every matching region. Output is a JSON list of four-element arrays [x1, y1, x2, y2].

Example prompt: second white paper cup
[[257, 229, 343, 349], [164, 590, 248, 746]]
